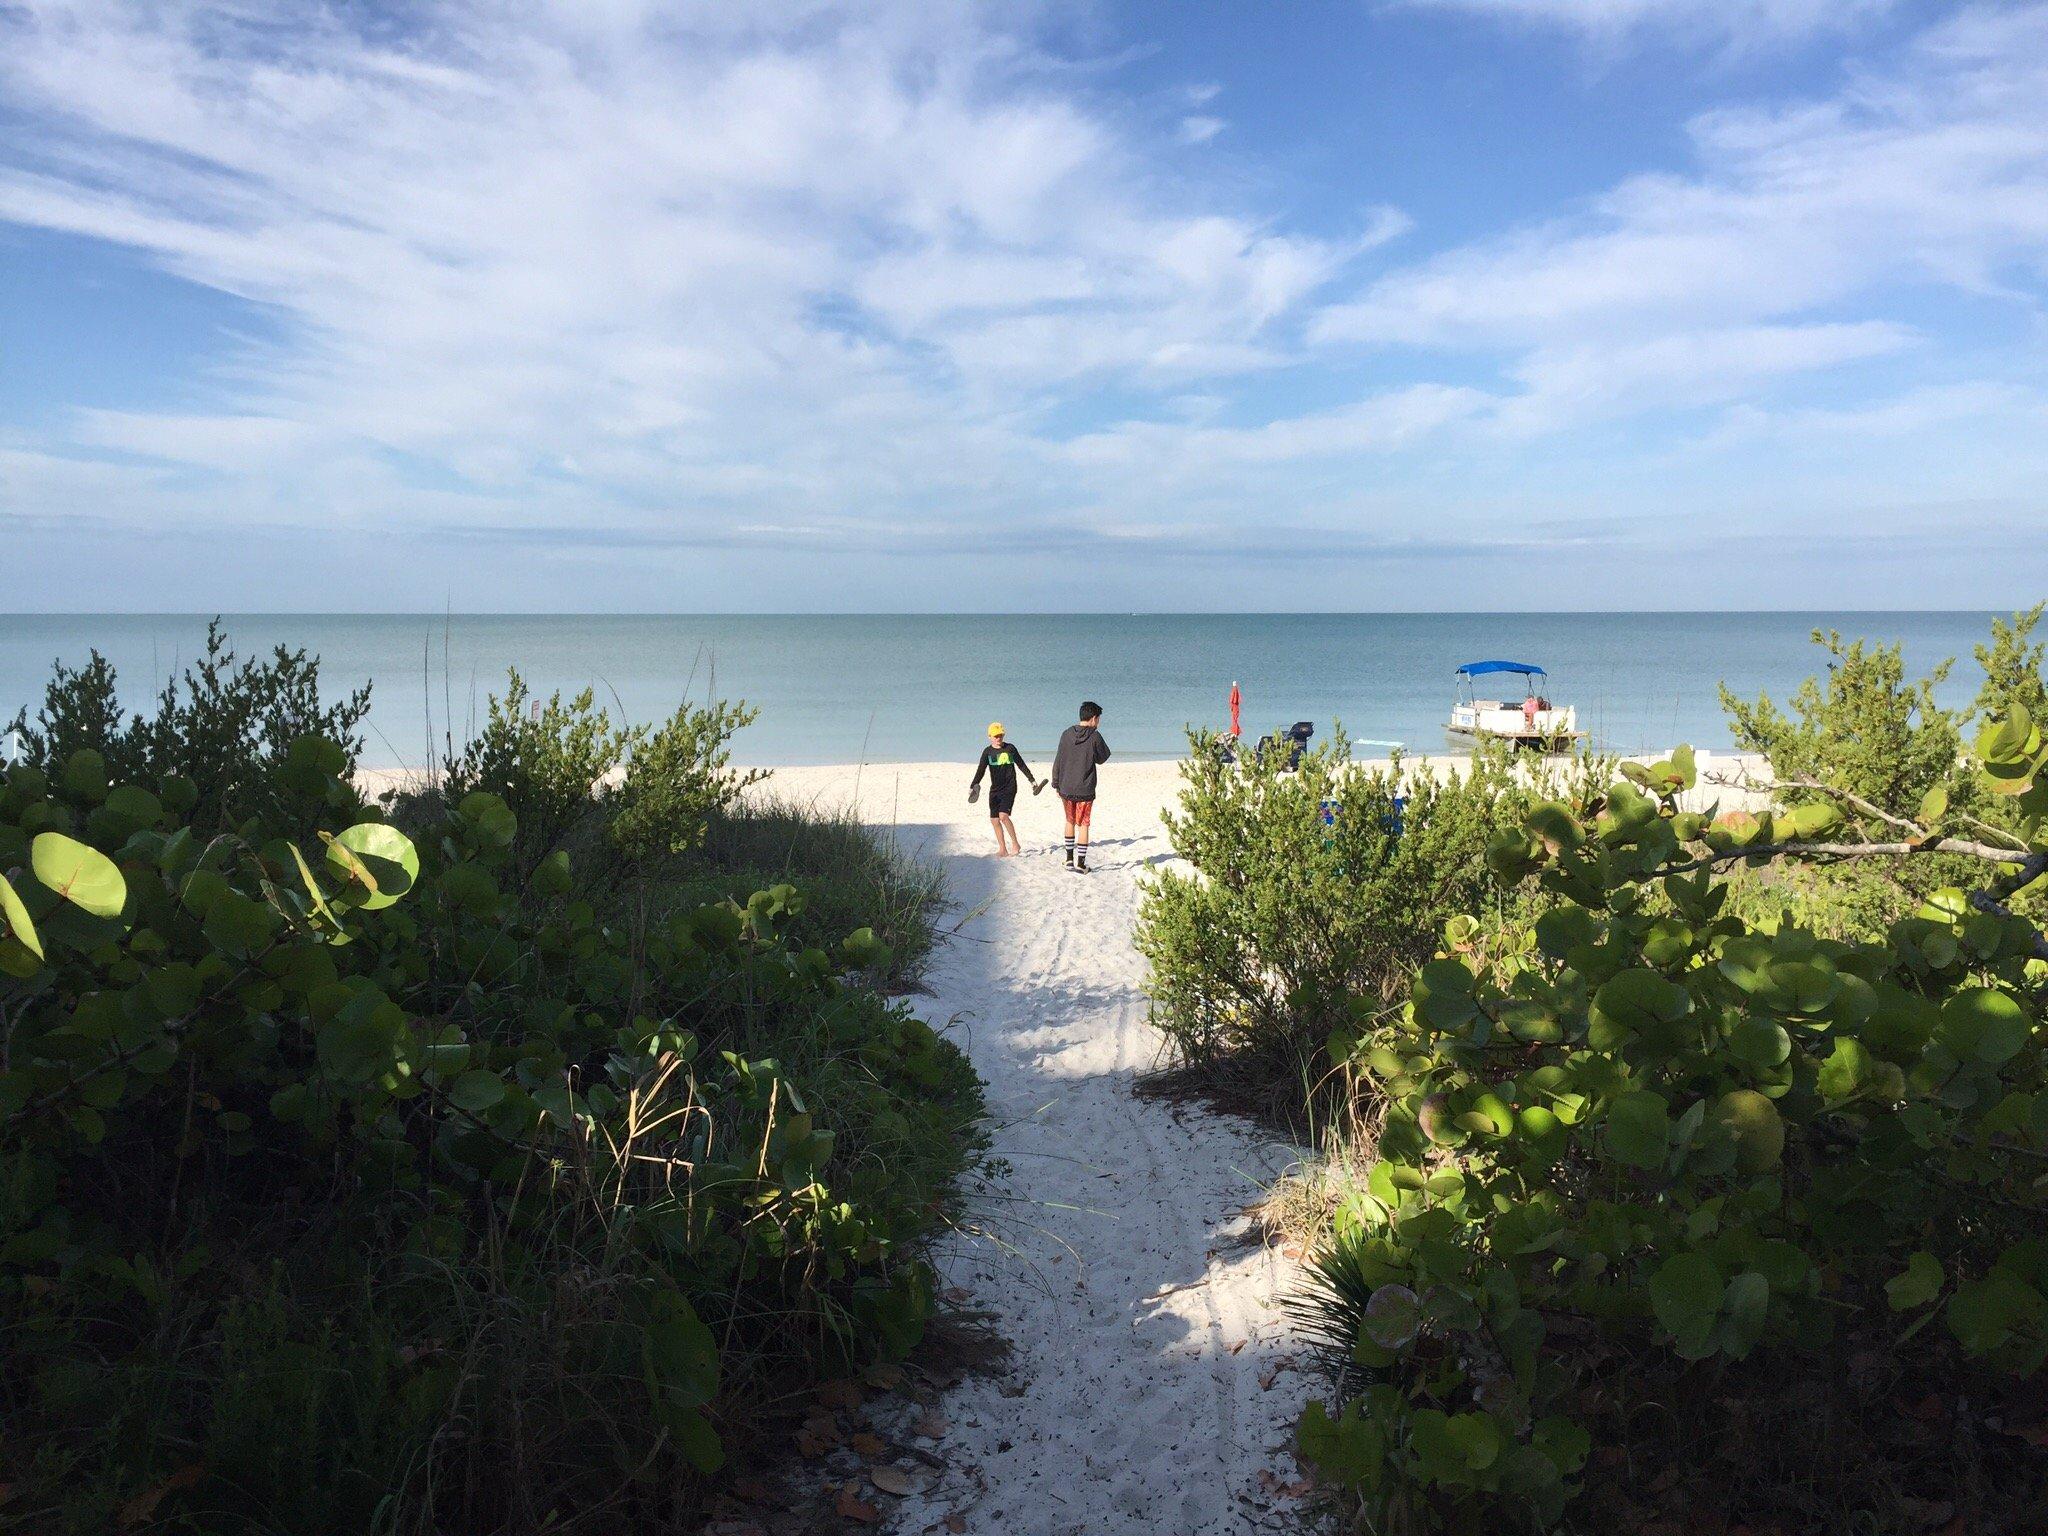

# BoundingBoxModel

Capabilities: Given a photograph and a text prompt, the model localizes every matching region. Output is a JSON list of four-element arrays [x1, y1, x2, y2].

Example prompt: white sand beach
[[759, 758, 1316, 1535]]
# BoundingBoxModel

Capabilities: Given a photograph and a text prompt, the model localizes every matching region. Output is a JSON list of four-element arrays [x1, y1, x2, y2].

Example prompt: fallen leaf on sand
[[816, 1379, 865, 1410], [1229, 1340, 1246, 1355], [835, 1484, 882, 1524], [795, 1416, 840, 1458], [1258, 1467, 1317, 1499], [913, 1411, 948, 1439], [864, 1362, 907, 1390], [943, 1514, 968, 1533], [871, 1465, 918, 1496], [941, 1286, 973, 1303], [1259, 1362, 1290, 1390], [850, 1432, 890, 1458]]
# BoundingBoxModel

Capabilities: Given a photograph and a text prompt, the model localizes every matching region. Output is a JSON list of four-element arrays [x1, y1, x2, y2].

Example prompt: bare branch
[[1649, 835, 2036, 880], [1956, 811, 2032, 852]]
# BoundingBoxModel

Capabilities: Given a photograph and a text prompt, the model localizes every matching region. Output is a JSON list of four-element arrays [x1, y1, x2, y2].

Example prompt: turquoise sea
[[0, 613, 2005, 768]]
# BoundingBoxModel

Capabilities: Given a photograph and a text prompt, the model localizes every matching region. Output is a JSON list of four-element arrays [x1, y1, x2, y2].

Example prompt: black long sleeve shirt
[[970, 743, 1035, 795]]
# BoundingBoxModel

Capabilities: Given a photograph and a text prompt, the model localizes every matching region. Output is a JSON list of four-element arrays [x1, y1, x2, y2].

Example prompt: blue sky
[[0, 0, 2043, 611]]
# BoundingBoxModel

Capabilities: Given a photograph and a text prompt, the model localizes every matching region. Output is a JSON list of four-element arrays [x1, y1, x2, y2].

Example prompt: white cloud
[[1296, 5, 2048, 445], [1061, 383, 1491, 467], [73, 411, 327, 469], [1180, 114, 1226, 144], [1399, 0, 1894, 49], [1497, 320, 1917, 433], [0, 0, 1367, 541], [1705, 381, 2048, 445], [1318, 8, 2048, 352]]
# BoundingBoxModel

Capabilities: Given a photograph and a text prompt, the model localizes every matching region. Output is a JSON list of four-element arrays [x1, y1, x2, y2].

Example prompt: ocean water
[[0, 612, 2003, 768]]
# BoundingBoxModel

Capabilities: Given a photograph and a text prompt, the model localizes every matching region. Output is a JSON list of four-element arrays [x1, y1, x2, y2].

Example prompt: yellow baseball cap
[[988, 722, 1005, 737]]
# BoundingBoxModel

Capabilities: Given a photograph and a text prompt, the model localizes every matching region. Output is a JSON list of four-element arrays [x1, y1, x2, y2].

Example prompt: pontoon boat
[[1447, 660, 1583, 751]]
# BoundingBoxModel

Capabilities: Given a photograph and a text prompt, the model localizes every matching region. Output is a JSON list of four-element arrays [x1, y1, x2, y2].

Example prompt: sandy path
[[760, 763, 1315, 1535]]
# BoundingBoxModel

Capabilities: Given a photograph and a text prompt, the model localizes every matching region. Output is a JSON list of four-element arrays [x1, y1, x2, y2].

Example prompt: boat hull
[[1447, 702, 1583, 750]]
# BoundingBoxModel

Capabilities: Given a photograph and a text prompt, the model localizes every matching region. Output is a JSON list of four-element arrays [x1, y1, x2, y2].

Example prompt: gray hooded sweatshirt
[[1052, 723, 1111, 801]]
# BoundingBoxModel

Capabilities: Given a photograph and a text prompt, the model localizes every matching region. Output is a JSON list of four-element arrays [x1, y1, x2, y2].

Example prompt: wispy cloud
[[1309, 5, 2048, 435], [1398, 0, 1895, 49], [0, 0, 1368, 543], [1321, 8, 2048, 347]]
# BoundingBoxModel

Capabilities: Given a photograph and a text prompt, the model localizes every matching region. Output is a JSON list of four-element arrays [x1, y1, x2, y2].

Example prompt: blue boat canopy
[[1455, 659, 1546, 678]]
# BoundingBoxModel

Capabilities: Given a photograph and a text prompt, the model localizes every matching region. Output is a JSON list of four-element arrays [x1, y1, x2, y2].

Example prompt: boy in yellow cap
[[968, 722, 1044, 856]]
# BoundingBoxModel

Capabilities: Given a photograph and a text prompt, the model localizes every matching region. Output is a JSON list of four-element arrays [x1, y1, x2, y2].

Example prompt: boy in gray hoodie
[[1051, 701, 1111, 873]]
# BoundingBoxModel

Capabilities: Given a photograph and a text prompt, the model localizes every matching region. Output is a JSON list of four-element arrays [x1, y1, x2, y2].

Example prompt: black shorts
[[988, 784, 1017, 817]]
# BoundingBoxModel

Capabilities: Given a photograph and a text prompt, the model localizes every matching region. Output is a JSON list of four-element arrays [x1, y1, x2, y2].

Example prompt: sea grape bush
[[0, 737, 978, 1531], [1299, 729, 2048, 1530]]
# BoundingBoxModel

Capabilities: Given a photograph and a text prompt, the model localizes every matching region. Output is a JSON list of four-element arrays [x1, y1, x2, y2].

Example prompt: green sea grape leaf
[[1299, 1400, 1386, 1485], [1592, 970, 1690, 1039], [1709, 1090, 1785, 1173], [1716, 1271, 1770, 1360], [1728, 1016, 1791, 1071], [1650, 1251, 1724, 1358], [1604, 1090, 1670, 1170], [1947, 1268, 2045, 1355], [1817, 1037, 1875, 1103], [1414, 959, 1479, 1031], [0, 874, 43, 963], [643, 1287, 720, 1409], [1887, 1251, 1945, 1311], [329, 822, 418, 910], [447, 1069, 507, 1116], [1937, 988, 2030, 1065], [31, 832, 127, 917]]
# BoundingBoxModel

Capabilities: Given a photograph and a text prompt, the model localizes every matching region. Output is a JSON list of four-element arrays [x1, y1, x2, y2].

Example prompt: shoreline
[[356, 749, 1777, 828]]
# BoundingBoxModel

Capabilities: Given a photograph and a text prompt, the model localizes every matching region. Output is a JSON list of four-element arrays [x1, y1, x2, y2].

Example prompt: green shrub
[[1297, 730, 2048, 1532], [0, 729, 980, 1533], [8, 618, 371, 833], [1137, 729, 1556, 1109], [443, 669, 634, 861], [444, 670, 766, 879], [1976, 601, 2047, 723], [613, 697, 767, 862], [1719, 626, 1963, 821]]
